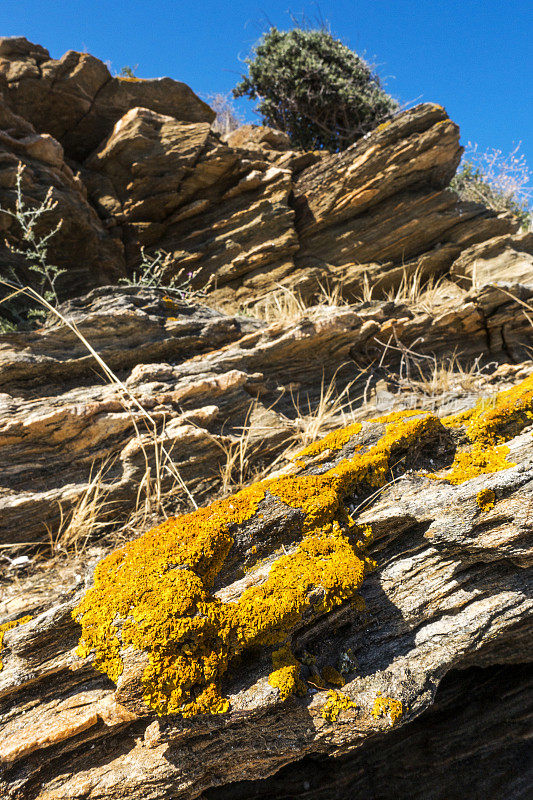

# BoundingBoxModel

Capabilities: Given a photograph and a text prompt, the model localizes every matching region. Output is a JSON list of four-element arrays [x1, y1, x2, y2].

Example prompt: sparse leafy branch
[[0, 162, 65, 310], [451, 143, 532, 230], [119, 247, 207, 303]]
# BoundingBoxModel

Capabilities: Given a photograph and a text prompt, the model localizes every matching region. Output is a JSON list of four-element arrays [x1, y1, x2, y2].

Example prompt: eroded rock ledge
[[0, 372, 531, 799]]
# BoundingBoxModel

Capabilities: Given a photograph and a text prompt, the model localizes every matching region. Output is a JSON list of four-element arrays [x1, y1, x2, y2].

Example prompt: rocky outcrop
[[0, 366, 531, 798], [0, 37, 214, 161], [290, 104, 519, 299], [0, 39, 525, 310], [0, 37, 532, 800]]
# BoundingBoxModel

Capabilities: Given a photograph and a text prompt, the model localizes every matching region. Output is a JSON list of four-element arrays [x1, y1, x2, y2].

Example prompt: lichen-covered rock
[[1, 283, 533, 551], [0, 372, 531, 796]]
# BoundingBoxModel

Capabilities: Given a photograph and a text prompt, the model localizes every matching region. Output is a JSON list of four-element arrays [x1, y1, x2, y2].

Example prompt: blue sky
[[1, 0, 532, 174]]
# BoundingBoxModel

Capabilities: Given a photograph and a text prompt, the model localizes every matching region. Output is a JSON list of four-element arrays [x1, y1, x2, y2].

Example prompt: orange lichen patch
[[74, 410, 444, 717], [431, 374, 533, 485], [74, 479, 368, 716], [270, 415, 444, 527], [372, 694, 403, 725], [476, 488, 496, 511], [268, 646, 307, 700], [294, 422, 362, 461], [117, 76, 145, 82], [0, 616, 32, 670], [464, 374, 533, 446], [369, 409, 425, 425], [441, 408, 474, 428], [322, 690, 356, 721], [441, 444, 514, 486], [76, 374, 533, 719], [321, 665, 345, 687]]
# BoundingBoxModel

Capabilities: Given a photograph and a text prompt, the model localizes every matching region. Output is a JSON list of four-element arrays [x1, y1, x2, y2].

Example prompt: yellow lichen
[[72, 374, 533, 718], [268, 645, 307, 700], [321, 689, 356, 721], [431, 374, 533, 484], [321, 665, 345, 687], [294, 422, 362, 461], [369, 409, 425, 425], [476, 488, 496, 511], [442, 443, 514, 485], [372, 694, 403, 725], [0, 616, 32, 670]]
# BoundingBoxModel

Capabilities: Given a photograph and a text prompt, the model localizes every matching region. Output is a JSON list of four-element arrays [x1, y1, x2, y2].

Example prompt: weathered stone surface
[[201, 663, 532, 800], [1, 283, 533, 550], [0, 366, 531, 799], [0, 96, 125, 302], [223, 123, 322, 174], [84, 106, 299, 307], [0, 37, 214, 161], [450, 230, 533, 287], [290, 104, 519, 300]]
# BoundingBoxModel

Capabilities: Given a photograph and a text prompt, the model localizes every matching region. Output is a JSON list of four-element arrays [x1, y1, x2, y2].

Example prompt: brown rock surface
[[0, 359, 531, 799], [450, 230, 533, 287], [83, 106, 298, 307], [0, 37, 214, 161], [290, 104, 519, 299], [0, 96, 125, 302], [1, 282, 533, 550], [81, 102, 522, 309]]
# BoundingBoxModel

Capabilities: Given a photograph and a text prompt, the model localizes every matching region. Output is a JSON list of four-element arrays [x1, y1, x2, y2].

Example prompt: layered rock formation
[[2, 282, 533, 552], [0, 36, 532, 800], [0, 37, 526, 311]]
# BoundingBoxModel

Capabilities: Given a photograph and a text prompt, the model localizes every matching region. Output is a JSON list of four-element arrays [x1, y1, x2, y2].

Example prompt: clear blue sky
[[1, 1, 532, 172]]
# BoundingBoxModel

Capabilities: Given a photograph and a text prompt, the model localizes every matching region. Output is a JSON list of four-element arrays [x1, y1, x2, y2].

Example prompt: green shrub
[[233, 26, 398, 152]]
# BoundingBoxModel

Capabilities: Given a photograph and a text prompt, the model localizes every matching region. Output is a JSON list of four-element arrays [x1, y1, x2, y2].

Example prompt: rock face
[[0, 363, 532, 798], [0, 36, 532, 800], [0, 97, 125, 304], [0, 37, 214, 161], [2, 283, 533, 551], [0, 38, 526, 310]]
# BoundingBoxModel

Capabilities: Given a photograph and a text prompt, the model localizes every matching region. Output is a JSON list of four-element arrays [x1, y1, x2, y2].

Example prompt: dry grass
[[251, 281, 348, 324], [358, 266, 451, 315], [1, 278, 198, 560], [49, 462, 113, 557], [284, 371, 361, 449]]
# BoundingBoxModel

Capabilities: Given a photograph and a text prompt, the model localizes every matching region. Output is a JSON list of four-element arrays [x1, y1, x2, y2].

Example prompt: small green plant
[[119, 64, 139, 78], [451, 143, 532, 230], [233, 24, 398, 151], [0, 162, 65, 328], [119, 247, 207, 303]]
